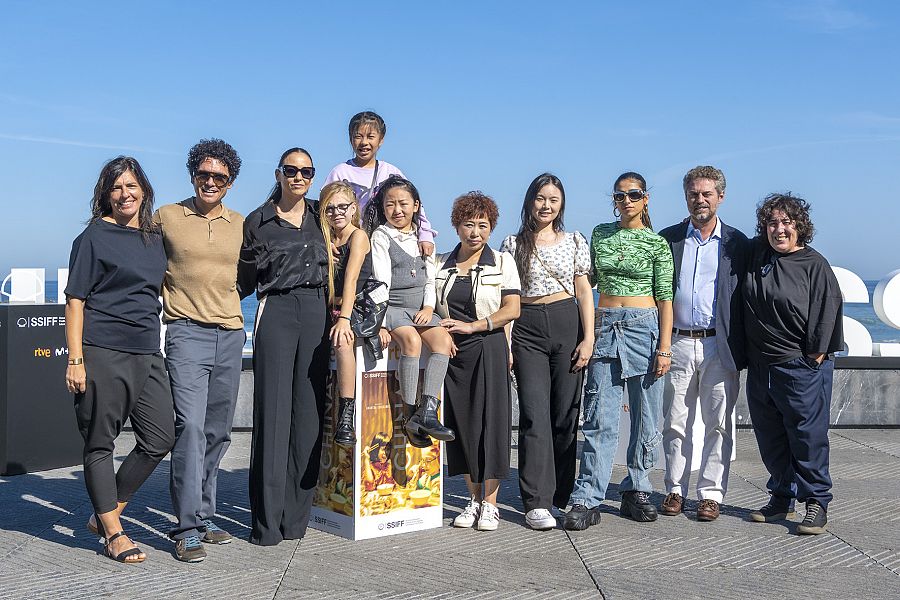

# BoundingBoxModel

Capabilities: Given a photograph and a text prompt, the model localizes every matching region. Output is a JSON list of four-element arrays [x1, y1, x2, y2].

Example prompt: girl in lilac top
[[323, 111, 437, 254]]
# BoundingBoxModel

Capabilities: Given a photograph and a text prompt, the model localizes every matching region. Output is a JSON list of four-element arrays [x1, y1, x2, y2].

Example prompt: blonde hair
[[319, 181, 361, 306]]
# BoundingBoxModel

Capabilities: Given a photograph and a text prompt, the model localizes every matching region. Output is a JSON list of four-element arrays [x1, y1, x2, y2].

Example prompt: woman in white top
[[435, 191, 521, 531], [500, 172, 594, 530]]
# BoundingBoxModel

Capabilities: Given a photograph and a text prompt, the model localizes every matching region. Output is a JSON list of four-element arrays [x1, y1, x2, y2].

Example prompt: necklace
[[617, 229, 626, 262]]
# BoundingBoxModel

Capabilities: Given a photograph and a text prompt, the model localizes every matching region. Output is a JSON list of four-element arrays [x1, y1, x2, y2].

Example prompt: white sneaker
[[525, 508, 556, 530], [476, 502, 500, 531], [453, 497, 480, 528]]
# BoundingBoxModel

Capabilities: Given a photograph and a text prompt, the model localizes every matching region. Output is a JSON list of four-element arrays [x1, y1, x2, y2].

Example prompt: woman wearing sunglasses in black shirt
[[238, 148, 330, 546]]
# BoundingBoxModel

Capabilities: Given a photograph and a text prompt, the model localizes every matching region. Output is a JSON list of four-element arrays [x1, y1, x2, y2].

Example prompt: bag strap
[[532, 237, 574, 296], [368, 160, 380, 199]]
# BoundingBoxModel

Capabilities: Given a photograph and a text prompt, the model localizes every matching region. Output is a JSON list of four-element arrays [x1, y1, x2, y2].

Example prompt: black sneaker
[[749, 498, 796, 523], [797, 500, 827, 535], [620, 491, 658, 522], [563, 504, 602, 531]]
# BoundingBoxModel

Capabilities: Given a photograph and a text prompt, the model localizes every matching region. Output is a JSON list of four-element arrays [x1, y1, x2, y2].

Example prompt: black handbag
[[350, 278, 388, 360]]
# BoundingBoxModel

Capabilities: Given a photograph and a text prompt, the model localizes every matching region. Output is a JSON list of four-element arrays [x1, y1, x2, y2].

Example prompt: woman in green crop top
[[563, 171, 675, 531]]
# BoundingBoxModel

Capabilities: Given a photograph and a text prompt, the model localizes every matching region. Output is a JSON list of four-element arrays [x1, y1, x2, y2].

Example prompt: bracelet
[[656, 350, 672, 358], [485, 315, 494, 332], [339, 315, 351, 322], [68, 357, 84, 365]]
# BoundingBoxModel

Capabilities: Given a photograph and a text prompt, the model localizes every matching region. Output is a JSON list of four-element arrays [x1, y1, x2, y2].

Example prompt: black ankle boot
[[405, 395, 455, 442], [334, 397, 357, 447], [402, 403, 432, 448]]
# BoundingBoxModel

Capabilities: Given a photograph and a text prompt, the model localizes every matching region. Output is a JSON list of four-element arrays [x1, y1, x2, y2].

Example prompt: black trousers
[[74, 345, 175, 514], [511, 298, 584, 512], [747, 356, 834, 509], [249, 288, 329, 546]]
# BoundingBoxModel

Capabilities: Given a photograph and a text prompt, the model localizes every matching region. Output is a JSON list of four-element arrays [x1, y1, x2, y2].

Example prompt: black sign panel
[[1, 305, 83, 475]]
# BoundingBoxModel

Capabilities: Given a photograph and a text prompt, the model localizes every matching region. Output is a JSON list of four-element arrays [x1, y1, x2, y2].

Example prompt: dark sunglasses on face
[[194, 171, 230, 187], [280, 165, 316, 179], [613, 189, 646, 204], [324, 203, 352, 215]]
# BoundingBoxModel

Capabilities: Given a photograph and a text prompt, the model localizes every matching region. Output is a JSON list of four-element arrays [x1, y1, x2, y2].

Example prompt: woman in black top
[[238, 147, 330, 546], [64, 156, 175, 564], [742, 193, 843, 536]]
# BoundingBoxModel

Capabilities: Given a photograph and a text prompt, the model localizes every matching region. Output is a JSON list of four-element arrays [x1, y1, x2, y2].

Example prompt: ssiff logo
[[17, 316, 66, 328]]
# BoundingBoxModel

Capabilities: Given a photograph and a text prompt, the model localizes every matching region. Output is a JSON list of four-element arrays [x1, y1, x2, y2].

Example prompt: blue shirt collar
[[687, 217, 723, 243]]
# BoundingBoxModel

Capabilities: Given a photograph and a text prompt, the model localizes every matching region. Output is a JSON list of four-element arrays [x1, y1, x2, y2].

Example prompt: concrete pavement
[[1, 429, 898, 599]]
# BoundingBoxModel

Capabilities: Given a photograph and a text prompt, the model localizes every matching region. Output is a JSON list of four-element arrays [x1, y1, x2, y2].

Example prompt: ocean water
[[34, 280, 900, 345]]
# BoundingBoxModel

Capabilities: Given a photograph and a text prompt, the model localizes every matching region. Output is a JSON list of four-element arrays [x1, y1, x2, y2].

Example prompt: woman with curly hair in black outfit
[[742, 193, 843, 535]]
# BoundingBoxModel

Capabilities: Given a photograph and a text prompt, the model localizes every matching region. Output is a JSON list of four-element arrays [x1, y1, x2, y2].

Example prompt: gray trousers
[[165, 320, 245, 540]]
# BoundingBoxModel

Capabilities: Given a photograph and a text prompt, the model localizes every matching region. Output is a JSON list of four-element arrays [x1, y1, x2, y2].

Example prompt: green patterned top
[[590, 223, 674, 301]]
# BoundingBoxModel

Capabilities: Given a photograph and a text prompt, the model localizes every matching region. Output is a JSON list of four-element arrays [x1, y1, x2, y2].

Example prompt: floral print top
[[500, 231, 590, 297]]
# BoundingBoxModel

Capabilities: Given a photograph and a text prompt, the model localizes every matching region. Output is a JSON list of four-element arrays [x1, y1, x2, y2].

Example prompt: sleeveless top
[[334, 238, 373, 296]]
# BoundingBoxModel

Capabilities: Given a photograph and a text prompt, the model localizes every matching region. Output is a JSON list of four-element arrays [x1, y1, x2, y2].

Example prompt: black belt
[[673, 328, 716, 338]]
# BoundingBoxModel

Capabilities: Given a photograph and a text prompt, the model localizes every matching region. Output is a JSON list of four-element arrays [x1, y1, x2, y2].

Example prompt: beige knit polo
[[153, 198, 245, 329]]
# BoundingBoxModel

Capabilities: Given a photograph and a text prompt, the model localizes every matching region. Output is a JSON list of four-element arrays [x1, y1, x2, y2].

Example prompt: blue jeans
[[570, 307, 664, 508]]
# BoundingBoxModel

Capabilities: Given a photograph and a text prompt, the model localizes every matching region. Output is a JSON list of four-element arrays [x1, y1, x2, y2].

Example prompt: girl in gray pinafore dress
[[367, 176, 456, 448]]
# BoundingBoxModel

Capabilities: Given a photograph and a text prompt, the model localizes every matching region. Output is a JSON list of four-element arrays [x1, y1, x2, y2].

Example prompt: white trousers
[[662, 335, 739, 502]]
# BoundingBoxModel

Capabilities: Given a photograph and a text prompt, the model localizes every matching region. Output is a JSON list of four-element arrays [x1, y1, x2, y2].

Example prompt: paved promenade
[[2, 429, 899, 599]]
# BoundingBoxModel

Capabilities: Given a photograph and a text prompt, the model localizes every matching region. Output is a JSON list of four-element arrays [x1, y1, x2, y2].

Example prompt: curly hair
[[450, 191, 499, 229], [186, 138, 242, 182], [683, 165, 726, 195], [89, 156, 157, 241], [755, 192, 815, 246]]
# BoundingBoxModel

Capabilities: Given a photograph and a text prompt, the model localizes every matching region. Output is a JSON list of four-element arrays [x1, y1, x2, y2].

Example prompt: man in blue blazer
[[657, 166, 749, 521]]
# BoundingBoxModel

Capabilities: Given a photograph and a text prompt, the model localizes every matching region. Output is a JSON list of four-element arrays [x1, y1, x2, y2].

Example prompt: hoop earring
[[613, 206, 621, 218]]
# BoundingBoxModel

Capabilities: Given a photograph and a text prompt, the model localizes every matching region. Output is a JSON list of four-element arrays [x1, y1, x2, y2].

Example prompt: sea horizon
[[15, 280, 900, 346]]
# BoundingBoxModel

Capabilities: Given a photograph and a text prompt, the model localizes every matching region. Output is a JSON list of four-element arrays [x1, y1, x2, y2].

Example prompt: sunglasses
[[613, 189, 646, 204], [280, 165, 316, 179], [193, 171, 230, 187], [324, 203, 353, 215]]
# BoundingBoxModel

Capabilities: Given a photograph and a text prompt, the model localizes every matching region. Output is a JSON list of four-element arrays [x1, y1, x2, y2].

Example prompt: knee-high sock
[[399, 355, 420, 406], [423, 353, 450, 399]]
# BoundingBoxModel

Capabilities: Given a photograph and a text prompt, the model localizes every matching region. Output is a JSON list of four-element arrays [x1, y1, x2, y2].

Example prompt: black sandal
[[104, 531, 145, 564]]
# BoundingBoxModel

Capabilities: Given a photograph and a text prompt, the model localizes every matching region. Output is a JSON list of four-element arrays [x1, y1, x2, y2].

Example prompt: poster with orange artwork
[[310, 344, 443, 540]]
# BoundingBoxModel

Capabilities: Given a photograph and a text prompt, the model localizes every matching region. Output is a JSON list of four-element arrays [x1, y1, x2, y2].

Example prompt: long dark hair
[[614, 171, 652, 229], [267, 147, 313, 204], [513, 173, 566, 288], [362, 175, 422, 235], [89, 156, 157, 241]]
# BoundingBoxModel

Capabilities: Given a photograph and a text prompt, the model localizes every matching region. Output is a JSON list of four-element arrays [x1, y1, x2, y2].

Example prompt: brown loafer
[[660, 492, 684, 516], [697, 499, 720, 521]]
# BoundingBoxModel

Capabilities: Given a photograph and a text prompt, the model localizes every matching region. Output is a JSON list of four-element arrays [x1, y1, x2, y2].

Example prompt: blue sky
[[2, 0, 899, 281]]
